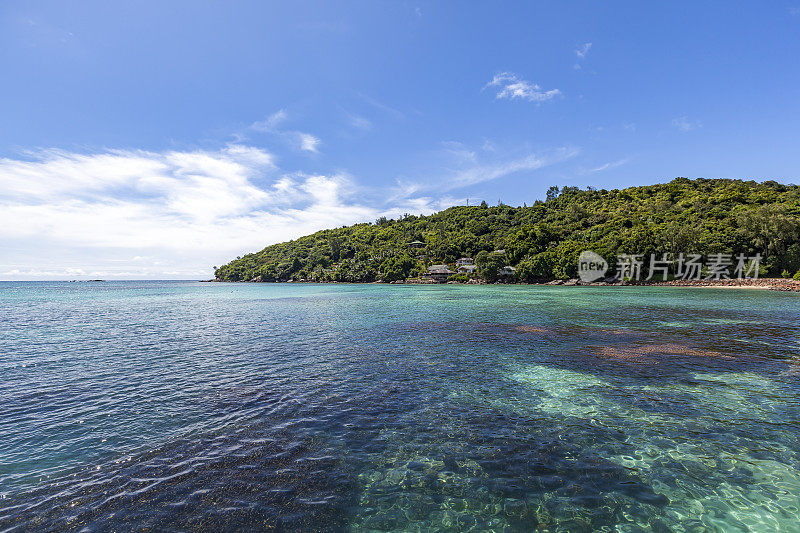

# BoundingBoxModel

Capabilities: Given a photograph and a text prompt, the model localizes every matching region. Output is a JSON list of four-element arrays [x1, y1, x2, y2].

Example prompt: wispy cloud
[[396, 143, 578, 196], [573, 42, 592, 69], [440, 140, 478, 164], [251, 109, 288, 132], [346, 113, 372, 131], [250, 110, 322, 153], [485, 72, 561, 103], [589, 157, 629, 173], [672, 115, 702, 131], [298, 133, 321, 153], [359, 93, 406, 120], [447, 154, 555, 189]]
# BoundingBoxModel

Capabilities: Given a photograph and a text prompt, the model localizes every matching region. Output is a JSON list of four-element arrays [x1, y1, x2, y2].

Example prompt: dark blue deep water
[[1, 281, 800, 531]]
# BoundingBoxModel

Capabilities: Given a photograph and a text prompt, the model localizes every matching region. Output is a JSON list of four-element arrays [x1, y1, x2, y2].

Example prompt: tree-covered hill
[[214, 178, 800, 282]]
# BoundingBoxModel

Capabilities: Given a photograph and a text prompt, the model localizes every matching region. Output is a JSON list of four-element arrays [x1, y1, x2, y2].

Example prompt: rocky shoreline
[[543, 277, 800, 292], [204, 277, 800, 292]]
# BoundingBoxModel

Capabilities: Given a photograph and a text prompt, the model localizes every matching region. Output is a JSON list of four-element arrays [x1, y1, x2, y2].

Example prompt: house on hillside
[[498, 265, 517, 279], [425, 264, 455, 282], [457, 264, 477, 274], [456, 257, 474, 267]]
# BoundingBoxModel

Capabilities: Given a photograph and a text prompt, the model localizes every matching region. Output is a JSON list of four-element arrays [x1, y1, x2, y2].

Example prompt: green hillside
[[214, 178, 800, 283]]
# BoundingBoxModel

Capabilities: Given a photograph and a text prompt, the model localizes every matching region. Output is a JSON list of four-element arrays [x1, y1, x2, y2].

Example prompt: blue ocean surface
[[1, 281, 799, 531]]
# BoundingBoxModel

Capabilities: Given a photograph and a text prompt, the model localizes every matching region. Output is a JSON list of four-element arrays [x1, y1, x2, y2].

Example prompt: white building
[[498, 265, 517, 277], [425, 264, 454, 282]]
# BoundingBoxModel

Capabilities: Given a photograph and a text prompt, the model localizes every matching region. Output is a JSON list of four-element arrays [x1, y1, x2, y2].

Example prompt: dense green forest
[[214, 178, 800, 283]]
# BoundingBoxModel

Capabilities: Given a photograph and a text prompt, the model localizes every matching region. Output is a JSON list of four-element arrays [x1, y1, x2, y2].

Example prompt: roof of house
[[428, 265, 454, 274]]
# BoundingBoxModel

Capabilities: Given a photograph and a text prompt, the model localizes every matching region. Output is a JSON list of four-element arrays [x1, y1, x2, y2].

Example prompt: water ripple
[[1, 281, 799, 531]]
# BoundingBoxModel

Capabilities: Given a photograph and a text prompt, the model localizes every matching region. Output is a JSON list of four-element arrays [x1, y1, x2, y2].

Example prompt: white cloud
[[251, 109, 288, 132], [347, 113, 372, 131], [575, 42, 592, 59], [672, 115, 702, 131], [250, 110, 322, 154], [450, 155, 545, 188], [0, 146, 387, 279], [485, 72, 561, 103], [297, 133, 321, 153], [359, 93, 406, 120], [396, 144, 578, 195], [446, 150, 576, 189], [440, 141, 477, 164], [589, 158, 629, 173]]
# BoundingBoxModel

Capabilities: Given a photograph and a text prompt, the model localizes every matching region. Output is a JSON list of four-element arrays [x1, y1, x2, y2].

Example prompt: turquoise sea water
[[1, 281, 800, 531]]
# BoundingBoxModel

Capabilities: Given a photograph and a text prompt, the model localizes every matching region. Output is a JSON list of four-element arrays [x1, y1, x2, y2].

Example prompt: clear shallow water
[[1, 282, 799, 531]]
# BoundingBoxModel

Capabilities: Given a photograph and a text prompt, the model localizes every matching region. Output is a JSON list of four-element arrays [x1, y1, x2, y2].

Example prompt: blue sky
[[2, 2, 800, 279]]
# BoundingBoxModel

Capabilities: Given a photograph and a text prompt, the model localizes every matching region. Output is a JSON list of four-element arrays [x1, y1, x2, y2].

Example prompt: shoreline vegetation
[[203, 277, 800, 292], [214, 178, 800, 288]]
